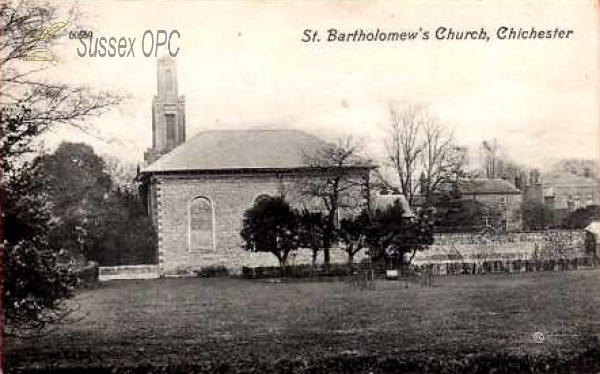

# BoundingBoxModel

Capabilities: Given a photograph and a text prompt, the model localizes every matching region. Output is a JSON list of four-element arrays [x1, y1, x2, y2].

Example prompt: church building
[[138, 57, 374, 276]]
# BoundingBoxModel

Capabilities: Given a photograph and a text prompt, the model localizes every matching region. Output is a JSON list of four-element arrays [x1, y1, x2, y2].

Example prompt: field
[[5, 270, 600, 373]]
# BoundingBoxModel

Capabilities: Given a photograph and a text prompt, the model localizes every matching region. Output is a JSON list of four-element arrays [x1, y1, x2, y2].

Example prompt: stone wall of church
[[153, 170, 368, 276]]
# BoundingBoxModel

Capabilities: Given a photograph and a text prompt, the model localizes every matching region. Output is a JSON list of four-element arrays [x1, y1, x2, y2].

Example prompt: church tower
[[144, 56, 186, 164]]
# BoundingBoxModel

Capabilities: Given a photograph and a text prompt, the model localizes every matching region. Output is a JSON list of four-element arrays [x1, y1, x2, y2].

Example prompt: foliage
[[365, 201, 434, 267], [1, 1, 122, 329], [195, 265, 229, 278], [3, 135, 77, 329], [87, 187, 157, 266], [36, 142, 112, 262], [338, 211, 371, 265], [584, 232, 596, 259], [300, 136, 371, 267], [434, 196, 502, 233], [297, 209, 326, 265], [560, 205, 600, 230], [521, 200, 553, 230], [35, 142, 157, 266], [240, 196, 301, 272]]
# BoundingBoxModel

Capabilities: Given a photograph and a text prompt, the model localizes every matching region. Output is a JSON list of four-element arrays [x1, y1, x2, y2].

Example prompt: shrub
[[195, 265, 229, 278]]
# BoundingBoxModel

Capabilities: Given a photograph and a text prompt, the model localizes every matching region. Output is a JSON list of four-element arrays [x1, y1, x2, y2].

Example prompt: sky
[[38, 0, 598, 172]]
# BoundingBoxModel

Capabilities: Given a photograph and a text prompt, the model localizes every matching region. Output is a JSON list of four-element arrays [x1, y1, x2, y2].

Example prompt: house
[[456, 178, 523, 231], [540, 171, 598, 224], [137, 57, 374, 275]]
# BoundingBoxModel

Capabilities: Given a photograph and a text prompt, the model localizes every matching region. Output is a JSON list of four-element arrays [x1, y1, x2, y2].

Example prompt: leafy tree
[[338, 211, 371, 267], [1, 0, 121, 329], [434, 197, 499, 233], [522, 200, 553, 231], [297, 209, 326, 266], [561, 205, 600, 230], [89, 188, 157, 265], [240, 196, 300, 275], [2, 109, 78, 331], [35, 142, 157, 265], [365, 201, 434, 268], [37, 142, 113, 263]]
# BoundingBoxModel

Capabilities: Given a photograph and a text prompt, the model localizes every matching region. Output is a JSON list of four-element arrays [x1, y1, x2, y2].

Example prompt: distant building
[[552, 159, 596, 180], [456, 178, 523, 231], [541, 171, 598, 224]]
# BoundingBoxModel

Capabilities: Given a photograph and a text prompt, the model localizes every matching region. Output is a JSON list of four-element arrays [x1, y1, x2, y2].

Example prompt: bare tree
[[300, 136, 373, 268], [385, 103, 464, 205], [481, 139, 499, 179], [1, 1, 121, 139], [421, 118, 466, 200], [478, 139, 528, 184], [102, 154, 138, 192]]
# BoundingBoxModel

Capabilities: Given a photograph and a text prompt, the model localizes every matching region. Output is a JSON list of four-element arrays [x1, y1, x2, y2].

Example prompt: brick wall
[[153, 170, 367, 276], [99, 265, 159, 281]]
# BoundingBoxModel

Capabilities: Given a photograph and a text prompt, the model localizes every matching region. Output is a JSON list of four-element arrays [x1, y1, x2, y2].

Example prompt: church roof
[[458, 178, 521, 195], [141, 129, 373, 173]]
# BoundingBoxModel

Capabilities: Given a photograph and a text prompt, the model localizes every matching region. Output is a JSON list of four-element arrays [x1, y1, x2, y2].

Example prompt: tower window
[[164, 69, 173, 92], [165, 114, 176, 144]]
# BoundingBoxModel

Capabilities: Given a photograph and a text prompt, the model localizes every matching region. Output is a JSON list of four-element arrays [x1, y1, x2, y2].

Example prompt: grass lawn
[[5, 270, 600, 373]]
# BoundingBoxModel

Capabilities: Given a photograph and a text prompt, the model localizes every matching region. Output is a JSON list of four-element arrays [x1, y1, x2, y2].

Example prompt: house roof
[[458, 179, 521, 195], [142, 129, 374, 174]]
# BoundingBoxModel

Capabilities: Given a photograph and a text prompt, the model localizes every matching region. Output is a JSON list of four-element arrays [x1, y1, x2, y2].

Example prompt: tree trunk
[[324, 209, 336, 269], [408, 248, 418, 265], [278, 258, 286, 278], [347, 251, 354, 266], [277, 253, 288, 278]]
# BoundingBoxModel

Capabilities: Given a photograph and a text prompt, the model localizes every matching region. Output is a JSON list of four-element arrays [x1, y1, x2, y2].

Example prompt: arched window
[[189, 197, 214, 252]]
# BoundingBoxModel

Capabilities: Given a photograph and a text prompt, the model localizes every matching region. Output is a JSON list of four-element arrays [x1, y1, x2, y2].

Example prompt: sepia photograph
[[1, 0, 598, 373]]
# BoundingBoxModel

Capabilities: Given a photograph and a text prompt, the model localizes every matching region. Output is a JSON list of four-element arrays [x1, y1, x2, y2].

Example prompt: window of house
[[499, 196, 507, 208], [189, 197, 214, 252]]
